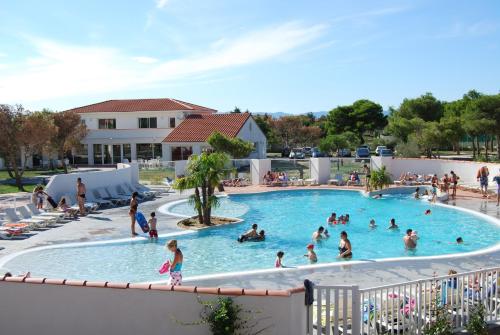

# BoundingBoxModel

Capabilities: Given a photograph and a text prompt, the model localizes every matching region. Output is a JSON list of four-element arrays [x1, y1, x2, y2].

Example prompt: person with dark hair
[[388, 218, 399, 230], [275, 251, 285, 268], [338, 231, 352, 258], [129, 192, 139, 237], [450, 171, 459, 199], [312, 226, 328, 240], [238, 223, 258, 242], [404, 229, 417, 249], [148, 212, 158, 240], [76, 178, 86, 215], [456, 237, 464, 244]]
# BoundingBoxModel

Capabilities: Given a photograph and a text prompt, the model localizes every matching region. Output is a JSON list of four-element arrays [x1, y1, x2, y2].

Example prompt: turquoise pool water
[[3, 190, 499, 282]]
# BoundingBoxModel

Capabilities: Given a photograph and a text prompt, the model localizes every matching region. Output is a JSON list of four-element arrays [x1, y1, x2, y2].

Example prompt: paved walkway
[[0, 186, 498, 290]]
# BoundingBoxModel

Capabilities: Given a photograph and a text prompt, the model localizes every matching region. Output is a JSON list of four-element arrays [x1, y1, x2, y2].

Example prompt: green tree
[[173, 152, 229, 225], [207, 132, 254, 158], [326, 100, 386, 143], [396, 93, 443, 121], [50, 111, 87, 173], [470, 94, 500, 159], [319, 134, 348, 156]]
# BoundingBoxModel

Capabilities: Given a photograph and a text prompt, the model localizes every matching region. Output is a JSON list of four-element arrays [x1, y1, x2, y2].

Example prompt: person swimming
[[312, 226, 329, 240], [388, 218, 399, 229], [304, 244, 317, 263], [238, 223, 258, 242], [425, 209, 431, 215], [245, 230, 265, 242], [337, 231, 352, 258], [403, 229, 417, 249], [369, 219, 377, 228], [456, 237, 463, 244], [327, 212, 337, 224]]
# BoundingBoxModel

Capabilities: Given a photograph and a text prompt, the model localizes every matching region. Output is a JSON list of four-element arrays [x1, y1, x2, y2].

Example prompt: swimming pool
[[2, 190, 499, 283]]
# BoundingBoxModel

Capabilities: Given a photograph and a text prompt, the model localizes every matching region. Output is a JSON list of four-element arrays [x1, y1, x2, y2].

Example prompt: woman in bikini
[[129, 192, 139, 236], [338, 231, 352, 258]]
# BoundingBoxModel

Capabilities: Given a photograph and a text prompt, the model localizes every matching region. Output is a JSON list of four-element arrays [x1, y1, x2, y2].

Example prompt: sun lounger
[[4, 208, 46, 229], [123, 184, 154, 200], [106, 186, 133, 203], [63, 194, 100, 212], [26, 203, 65, 221], [92, 189, 124, 206], [132, 183, 159, 197], [17, 206, 57, 226]]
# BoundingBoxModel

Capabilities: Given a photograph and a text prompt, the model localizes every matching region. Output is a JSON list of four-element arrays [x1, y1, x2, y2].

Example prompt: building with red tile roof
[[68, 98, 266, 164]]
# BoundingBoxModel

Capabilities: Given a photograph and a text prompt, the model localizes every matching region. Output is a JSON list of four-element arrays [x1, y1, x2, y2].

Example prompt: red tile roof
[[67, 98, 216, 113], [163, 112, 252, 143]]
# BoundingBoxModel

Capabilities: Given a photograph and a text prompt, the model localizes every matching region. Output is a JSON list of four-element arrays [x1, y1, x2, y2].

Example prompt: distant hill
[[252, 111, 328, 119]]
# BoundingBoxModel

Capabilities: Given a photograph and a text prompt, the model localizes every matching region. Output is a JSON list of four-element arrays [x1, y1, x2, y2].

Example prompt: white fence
[[308, 267, 499, 334]]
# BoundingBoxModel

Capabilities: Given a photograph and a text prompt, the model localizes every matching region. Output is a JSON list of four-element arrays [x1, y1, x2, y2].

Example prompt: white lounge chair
[[121, 184, 154, 200], [26, 204, 65, 221], [107, 186, 133, 203], [63, 194, 100, 212], [92, 189, 123, 206], [17, 206, 56, 226], [4, 208, 46, 229]]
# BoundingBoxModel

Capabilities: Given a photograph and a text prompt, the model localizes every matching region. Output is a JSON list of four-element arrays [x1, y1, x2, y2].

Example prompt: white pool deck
[[0, 186, 499, 290]]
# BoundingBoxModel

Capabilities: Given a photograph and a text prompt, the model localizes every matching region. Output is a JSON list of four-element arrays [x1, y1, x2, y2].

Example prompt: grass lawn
[[139, 168, 175, 185], [0, 169, 67, 180], [0, 183, 38, 194]]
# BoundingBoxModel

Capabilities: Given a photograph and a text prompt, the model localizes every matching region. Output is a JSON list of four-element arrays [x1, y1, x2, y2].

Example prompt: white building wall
[[236, 118, 267, 159], [0, 281, 306, 335]]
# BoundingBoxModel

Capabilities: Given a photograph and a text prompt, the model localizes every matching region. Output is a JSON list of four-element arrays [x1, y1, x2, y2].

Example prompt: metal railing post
[[351, 285, 361, 335]]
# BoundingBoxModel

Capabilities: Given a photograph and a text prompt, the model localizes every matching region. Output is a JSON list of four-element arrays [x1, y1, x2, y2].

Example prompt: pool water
[[3, 190, 499, 283]]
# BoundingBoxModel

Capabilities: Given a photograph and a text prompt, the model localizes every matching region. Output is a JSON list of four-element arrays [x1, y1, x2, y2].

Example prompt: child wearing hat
[[304, 244, 317, 263]]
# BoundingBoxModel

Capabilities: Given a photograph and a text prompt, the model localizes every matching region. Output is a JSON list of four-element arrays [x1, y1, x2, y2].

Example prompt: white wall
[[372, 157, 500, 185], [0, 281, 306, 335], [310, 158, 331, 184], [237, 118, 267, 159], [45, 163, 138, 203], [251, 159, 271, 185], [174, 160, 188, 178], [80, 111, 185, 130]]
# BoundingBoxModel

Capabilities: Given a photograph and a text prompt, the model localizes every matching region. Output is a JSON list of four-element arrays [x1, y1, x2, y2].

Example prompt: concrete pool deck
[[0, 185, 498, 290]]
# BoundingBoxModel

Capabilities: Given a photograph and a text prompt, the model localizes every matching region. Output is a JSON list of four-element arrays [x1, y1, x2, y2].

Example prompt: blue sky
[[0, 0, 499, 114]]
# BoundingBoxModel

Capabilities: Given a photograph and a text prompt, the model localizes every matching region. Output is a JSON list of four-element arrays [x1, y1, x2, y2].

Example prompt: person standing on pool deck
[[404, 229, 417, 249], [167, 239, 183, 286], [363, 164, 371, 191], [477, 166, 490, 198], [76, 178, 86, 216], [338, 231, 352, 258], [493, 169, 500, 206], [129, 192, 139, 237], [450, 171, 459, 200]]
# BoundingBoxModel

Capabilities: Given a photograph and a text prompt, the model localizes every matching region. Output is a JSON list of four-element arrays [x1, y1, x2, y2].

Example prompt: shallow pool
[[2, 190, 499, 282]]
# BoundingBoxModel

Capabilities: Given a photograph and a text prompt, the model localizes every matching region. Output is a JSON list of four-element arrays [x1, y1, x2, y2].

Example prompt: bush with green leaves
[[369, 166, 392, 190], [395, 137, 421, 158], [466, 304, 488, 335], [424, 304, 453, 335], [177, 296, 271, 335]]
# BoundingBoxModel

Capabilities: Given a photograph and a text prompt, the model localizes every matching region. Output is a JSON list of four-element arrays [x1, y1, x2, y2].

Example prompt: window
[[93, 144, 103, 164], [138, 117, 157, 129], [169, 117, 176, 128], [136, 143, 162, 160], [123, 144, 131, 162], [98, 119, 116, 129], [171, 146, 192, 161]]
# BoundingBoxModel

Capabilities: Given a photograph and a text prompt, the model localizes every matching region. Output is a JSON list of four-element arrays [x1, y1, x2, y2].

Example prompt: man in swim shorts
[[477, 166, 489, 198], [76, 177, 86, 215]]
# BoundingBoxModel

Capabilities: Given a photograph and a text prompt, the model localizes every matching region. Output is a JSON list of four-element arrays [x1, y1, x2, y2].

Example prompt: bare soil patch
[[177, 216, 239, 230]]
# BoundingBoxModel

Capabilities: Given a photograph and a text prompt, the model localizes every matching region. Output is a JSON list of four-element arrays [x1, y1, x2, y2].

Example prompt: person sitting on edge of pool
[[404, 229, 417, 249], [238, 223, 258, 242], [369, 219, 377, 228], [387, 218, 399, 230], [327, 212, 337, 224], [312, 226, 328, 240], [337, 231, 352, 258]]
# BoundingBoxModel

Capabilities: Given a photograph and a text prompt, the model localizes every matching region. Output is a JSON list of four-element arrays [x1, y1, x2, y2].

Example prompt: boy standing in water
[[304, 244, 317, 263], [148, 212, 158, 240]]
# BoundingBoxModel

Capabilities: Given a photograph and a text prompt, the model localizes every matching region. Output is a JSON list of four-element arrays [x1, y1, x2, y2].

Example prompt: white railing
[[308, 267, 499, 334]]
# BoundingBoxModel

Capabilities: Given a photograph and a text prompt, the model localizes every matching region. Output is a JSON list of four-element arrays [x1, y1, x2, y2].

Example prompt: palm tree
[[369, 166, 392, 190], [173, 152, 229, 225]]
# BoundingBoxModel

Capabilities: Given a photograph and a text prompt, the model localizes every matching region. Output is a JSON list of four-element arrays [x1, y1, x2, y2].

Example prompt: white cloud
[[132, 56, 159, 64], [155, 0, 168, 9], [0, 21, 326, 103], [435, 20, 498, 39]]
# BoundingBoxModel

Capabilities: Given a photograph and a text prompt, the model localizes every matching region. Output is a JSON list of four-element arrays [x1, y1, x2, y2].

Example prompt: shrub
[[466, 304, 488, 335], [369, 166, 392, 190], [424, 304, 453, 335], [395, 138, 420, 158]]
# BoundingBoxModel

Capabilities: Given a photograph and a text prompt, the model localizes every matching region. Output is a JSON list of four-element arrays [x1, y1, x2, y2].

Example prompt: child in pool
[[304, 244, 317, 263], [369, 219, 377, 228], [275, 251, 284, 268], [148, 212, 158, 240]]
